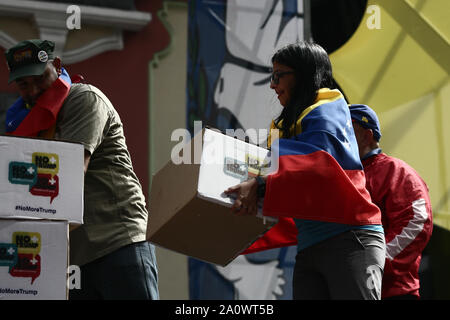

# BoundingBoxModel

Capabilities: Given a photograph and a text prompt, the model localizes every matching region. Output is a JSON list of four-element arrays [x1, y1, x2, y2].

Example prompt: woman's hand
[[224, 178, 258, 216]]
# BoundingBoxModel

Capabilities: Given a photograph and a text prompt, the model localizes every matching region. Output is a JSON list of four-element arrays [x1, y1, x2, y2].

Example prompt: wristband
[[255, 175, 266, 199]]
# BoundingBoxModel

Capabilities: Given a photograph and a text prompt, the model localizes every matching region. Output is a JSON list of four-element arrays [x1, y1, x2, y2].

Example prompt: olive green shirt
[[55, 83, 148, 266]]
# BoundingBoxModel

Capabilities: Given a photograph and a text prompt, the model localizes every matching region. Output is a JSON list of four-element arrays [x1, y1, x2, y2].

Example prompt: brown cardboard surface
[[147, 158, 200, 241], [146, 128, 275, 266], [149, 196, 273, 266]]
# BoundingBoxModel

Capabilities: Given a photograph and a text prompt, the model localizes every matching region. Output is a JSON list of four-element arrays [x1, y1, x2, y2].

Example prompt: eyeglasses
[[270, 71, 294, 85]]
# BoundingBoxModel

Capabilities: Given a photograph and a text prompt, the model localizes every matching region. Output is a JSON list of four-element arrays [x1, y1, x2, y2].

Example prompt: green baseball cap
[[4, 39, 55, 84]]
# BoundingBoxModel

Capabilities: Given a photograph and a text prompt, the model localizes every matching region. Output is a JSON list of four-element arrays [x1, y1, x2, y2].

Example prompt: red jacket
[[362, 152, 433, 298]]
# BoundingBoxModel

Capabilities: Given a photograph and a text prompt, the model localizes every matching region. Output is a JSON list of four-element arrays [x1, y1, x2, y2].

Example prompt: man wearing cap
[[4, 39, 159, 300], [349, 104, 433, 300]]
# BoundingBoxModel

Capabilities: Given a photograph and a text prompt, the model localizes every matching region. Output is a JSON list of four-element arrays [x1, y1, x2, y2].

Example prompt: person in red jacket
[[349, 104, 433, 300]]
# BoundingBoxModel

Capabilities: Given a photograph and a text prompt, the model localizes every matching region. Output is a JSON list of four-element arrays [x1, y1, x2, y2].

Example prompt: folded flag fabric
[[244, 88, 381, 254], [5, 68, 72, 137]]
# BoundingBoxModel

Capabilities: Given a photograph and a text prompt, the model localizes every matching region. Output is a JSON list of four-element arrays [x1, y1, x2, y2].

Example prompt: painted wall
[[149, 1, 190, 299], [0, 0, 190, 299]]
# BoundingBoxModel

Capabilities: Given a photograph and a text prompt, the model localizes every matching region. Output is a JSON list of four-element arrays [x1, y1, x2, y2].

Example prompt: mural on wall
[[187, 0, 305, 300], [187, 0, 305, 143]]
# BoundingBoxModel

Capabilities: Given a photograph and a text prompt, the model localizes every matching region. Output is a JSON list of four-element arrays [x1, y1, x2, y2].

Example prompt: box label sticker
[[9, 254, 41, 284], [223, 157, 248, 181], [8, 162, 37, 185], [29, 174, 59, 203], [0, 231, 42, 285], [246, 154, 266, 177], [12, 232, 41, 257], [32, 153, 59, 176], [8, 153, 59, 203], [0, 243, 18, 272]]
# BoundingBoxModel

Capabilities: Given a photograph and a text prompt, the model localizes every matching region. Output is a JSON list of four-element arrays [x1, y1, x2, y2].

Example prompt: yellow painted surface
[[331, 0, 450, 229]]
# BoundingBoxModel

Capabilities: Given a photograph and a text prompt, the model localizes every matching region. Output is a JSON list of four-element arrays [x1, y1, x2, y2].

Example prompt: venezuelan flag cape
[[244, 88, 381, 254], [5, 68, 72, 137]]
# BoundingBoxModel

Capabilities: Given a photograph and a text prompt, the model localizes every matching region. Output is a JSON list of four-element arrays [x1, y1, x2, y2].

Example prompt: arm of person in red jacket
[[382, 178, 433, 275]]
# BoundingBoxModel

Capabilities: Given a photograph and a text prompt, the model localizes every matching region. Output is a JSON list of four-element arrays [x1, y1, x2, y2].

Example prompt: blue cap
[[349, 104, 382, 141]]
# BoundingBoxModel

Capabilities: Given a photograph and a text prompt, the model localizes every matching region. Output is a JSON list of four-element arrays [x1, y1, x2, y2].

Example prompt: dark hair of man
[[272, 41, 336, 138]]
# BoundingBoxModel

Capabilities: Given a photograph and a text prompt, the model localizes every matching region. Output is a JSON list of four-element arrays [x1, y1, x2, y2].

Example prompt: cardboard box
[[0, 219, 68, 300], [147, 128, 277, 266], [0, 135, 84, 224]]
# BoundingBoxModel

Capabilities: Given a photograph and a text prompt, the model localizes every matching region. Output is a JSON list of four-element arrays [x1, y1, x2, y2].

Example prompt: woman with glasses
[[225, 41, 386, 300]]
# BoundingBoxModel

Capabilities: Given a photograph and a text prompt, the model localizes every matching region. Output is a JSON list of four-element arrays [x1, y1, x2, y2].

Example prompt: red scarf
[[8, 72, 72, 137]]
